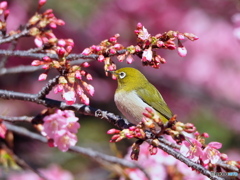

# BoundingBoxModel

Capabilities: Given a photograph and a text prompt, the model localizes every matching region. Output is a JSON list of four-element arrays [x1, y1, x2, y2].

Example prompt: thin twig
[[0, 115, 33, 123], [37, 75, 60, 98], [0, 28, 29, 44], [0, 40, 18, 69], [0, 65, 42, 75]]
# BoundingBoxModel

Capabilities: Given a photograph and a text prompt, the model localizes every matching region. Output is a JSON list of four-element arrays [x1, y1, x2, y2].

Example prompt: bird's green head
[[111, 67, 148, 91]]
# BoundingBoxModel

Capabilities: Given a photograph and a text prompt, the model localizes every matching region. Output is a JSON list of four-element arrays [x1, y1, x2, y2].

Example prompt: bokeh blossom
[[8, 164, 73, 180], [121, 142, 208, 180]]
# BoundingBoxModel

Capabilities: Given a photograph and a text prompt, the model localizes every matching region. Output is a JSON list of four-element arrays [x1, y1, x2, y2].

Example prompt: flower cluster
[[120, 142, 208, 180], [134, 23, 198, 68], [80, 23, 199, 77], [107, 126, 146, 143], [30, 1, 94, 105], [107, 107, 240, 175], [41, 109, 80, 152]]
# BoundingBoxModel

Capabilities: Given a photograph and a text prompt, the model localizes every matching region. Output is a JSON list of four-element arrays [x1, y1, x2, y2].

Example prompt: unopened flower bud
[[38, 73, 47, 81]]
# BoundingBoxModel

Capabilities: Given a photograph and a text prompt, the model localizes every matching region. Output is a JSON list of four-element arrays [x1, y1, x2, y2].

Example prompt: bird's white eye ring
[[119, 72, 126, 79]]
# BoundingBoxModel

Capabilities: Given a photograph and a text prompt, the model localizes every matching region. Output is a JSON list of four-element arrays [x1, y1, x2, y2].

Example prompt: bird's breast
[[114, 90, 151, 125]]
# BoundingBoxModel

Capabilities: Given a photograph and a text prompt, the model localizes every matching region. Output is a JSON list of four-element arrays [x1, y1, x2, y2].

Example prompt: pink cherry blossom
[[121, 142, 207, 180], [42, 110, 80, 151], [8, 164, 74, 180], [180, 138, 203, 163], [138, 26, 150, 40], [62, 91, 76, 105], [142, 48, 153, 61], [43, 112, 68, 138], [202, 142, 222, 165], [54, 130, 77, 152]]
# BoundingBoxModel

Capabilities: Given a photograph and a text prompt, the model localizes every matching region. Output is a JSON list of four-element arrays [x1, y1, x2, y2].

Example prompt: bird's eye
[[119, 72, 126, 79]]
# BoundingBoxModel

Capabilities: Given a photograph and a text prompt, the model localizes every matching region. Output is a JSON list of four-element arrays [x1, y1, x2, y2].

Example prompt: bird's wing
[[136, 83, 173, 120]]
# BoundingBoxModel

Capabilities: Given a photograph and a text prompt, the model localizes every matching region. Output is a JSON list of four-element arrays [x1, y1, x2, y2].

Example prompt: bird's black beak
[[107, 70, 118, 75]]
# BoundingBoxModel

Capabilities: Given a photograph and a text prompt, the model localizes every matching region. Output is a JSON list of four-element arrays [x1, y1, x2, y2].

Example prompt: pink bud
[[0, 1, 7, 9], [178, 34, 185, 40], [111, 134, 120, 140], [49, 22, 57, 28], [129, 126, 136, 131], [66, 46, 73, 54], [136, 22, 143, 29], [48, 139, 55, 147], [142, 112, 152, 118], [80, 70, 86, 76], [177, 46, 187, 57], [54, 84, 63, 93], [134, 30, 140, 34], [80, 93, 89, 105], [109, 49, 116, 54], [157, 41, 164, 47], [75, 70, 82, 80], [57, 39, 66, 47], [109, 37, 117, 42], [126, 133, 134, 138], [38, 0, 47, 6], [38, 73, 47, 81], [113, 43, 122, 50], [86, 74, 93, 80], [66, 39, 74, 47], [201, 132, 209, 138], [56, 19, 65, 26], [57, 48, 66, 57], [220, 153, 228, 161], [126, 55, 134, 64], [82, 48, 91, 55], [107, 129, 120, 134], [44, 9, 53, 15], [145, 107, 154, 113], [81, 62, 90, 67], [98, 55, 105, 62], [42, 64, 50, 70], [31, 60, 42, 66], [42, 56, 51, 62], [34, 37, 43, 47], [95, 46, 102, 51]]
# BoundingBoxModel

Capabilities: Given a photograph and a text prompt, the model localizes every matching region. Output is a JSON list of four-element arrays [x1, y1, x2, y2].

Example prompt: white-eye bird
[[111, 67, 173, 126]]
